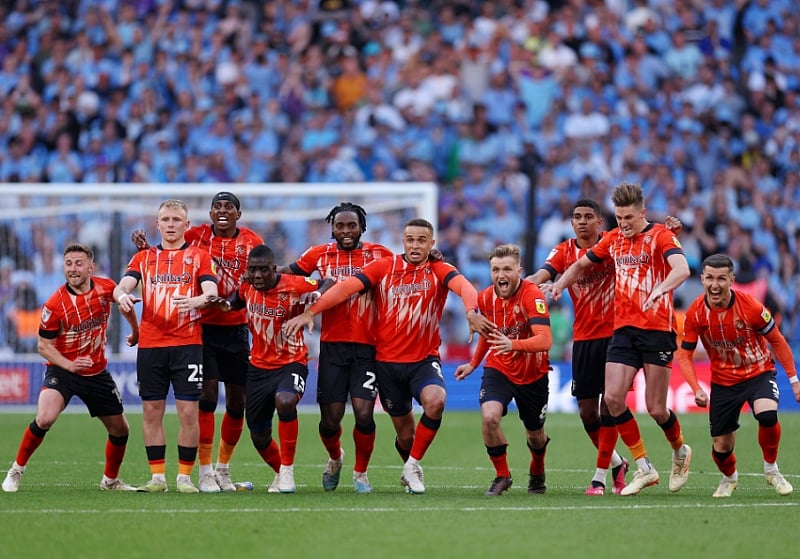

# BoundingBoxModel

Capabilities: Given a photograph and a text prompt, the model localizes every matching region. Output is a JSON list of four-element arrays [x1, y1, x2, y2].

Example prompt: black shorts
[[317, 341, 378, 404], [606, 326, 677, 369], [479, 367, 549, 431], [375, 357, 445, 417], [137, 345, 204, 401], [201, 324, 249, 386], [571, 338, 610, 399], [42, 366, 124, 417], [709, 371, 780, 437], [245, 362, 308, 433]]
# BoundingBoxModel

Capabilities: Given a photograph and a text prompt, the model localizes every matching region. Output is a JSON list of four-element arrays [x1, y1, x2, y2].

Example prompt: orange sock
[[596, 422, 619, 469], [278, 418, 299, 466], [658, 410, 685, 451], [177, 445, 197, 476], [614, 410, 647, 461], [319, 425, 342, 460], [104, 435, 127, 479], [712, 449, 737, 477], [145, 445, 167, 476], [198, 408, 215, 467], [409, 414, 440, 461], [15, 421, 47, 467], [487, 445, 511, 478], [758, 422, 781, 463], [217, 411, 244, 465], [257, 439, 282, 472], [353, 422, 376, 473]]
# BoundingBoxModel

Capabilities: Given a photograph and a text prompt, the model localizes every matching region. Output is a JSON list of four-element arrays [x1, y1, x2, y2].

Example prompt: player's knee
[[250, 431, 272, 450], [755, 409, 778, 427]]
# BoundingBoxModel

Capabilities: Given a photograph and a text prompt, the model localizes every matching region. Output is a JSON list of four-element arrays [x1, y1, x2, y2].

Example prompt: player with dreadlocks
[[278, 202, 393, 493]]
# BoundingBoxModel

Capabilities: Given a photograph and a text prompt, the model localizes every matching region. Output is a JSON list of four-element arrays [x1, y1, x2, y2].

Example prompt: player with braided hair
[[277, 202, 392, 493]]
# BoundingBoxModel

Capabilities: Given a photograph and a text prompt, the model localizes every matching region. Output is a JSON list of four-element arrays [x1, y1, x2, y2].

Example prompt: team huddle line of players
[[3, 184, 799, 498]]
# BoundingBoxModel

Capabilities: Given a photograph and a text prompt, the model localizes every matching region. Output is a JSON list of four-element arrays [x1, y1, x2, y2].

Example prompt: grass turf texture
[[0, 410, 795, 559]]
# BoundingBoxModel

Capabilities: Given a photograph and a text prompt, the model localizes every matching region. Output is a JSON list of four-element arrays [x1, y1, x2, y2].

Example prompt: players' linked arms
[[131, 229, 150, 251], [284, 309, 316, 336], [454, 363, 475, 381]]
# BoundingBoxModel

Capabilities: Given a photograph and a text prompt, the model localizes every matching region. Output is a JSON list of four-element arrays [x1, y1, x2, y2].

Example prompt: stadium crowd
[[2, 0, 800, 357]]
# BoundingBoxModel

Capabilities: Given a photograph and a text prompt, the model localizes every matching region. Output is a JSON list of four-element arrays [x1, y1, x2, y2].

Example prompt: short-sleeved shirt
[[587, 223, 684, 333], [355, 255, 459, 363], [186, 224, 263, 326], [123, 243, 217, 348], [291, 241, 393, 344], [38, 277, 116, 376], [240, 274, 319, 369], [477, 281, 551, 384], [681, 289, 778, 387], [542, 234, 614, 341]]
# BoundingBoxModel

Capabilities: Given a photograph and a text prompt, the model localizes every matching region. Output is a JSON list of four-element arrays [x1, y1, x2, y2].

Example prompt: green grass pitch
[[0, 410, 796, 559]]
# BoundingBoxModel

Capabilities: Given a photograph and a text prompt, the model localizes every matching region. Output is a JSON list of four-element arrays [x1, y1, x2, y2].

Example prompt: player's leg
[[751, 373, 792, 495], [348, 345, 379, 493], [479, 367, 513, 496], [136, 348, 171, 492], [246, 369, 281, 491], [518, 376, 549, 495], [274, 363, 308, 493], [316, 343, 348, 491], [214, 381, 246, 491], [2, 379, 66, 492], [90, 371, 136, 491], [171, 344, 203, 494]]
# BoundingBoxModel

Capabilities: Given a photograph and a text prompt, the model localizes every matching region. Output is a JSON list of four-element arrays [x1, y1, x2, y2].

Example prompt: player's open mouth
[[498, 280, 509, 289]]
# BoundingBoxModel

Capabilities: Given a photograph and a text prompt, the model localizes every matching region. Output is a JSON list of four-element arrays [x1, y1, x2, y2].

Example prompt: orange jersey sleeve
[[186, 224, 264, 326], [588, 223, 683, 332], [681, 290, 780, 386], [124, 244, 217, 348], [478, 281, 551, 384], [242, 275, 319, 369], [292, 241, 393, 344], [38, 277, 117, 375], [543, 236, 615, 341], [356, 255, 457, 363]]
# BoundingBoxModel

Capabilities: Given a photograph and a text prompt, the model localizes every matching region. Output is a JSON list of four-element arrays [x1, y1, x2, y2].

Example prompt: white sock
[[592, 468, 608, 484], [764, 461, 779, 474], [198, 464, 213, 476], [610, 451, 622, 468]]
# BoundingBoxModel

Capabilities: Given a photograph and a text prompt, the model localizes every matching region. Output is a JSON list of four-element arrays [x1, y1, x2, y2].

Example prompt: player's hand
[[792, 382, 800, 403], [205, 295, 231, 310], [300, 290, 321, 305], [549, 283, 564, 301], [665, 215, 682, 235], [126, 331, 139, 347], [488, 330, 513, 354], [116, 292, 141, 312], [643, 287, 664, 311], [131, 229, 149, 250], [538, 282, 554, 295], [454, 363, 475, 381], [284, 311, 315, 336], [172, 294, 198, 312], [428, 248, 444, 262], [466, 309, 494, 343], [694, 388, 709, 408], [71, 356, 93, 373]]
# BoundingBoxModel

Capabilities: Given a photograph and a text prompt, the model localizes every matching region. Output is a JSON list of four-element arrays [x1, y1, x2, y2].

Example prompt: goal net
[[0, 182, 437, 359]]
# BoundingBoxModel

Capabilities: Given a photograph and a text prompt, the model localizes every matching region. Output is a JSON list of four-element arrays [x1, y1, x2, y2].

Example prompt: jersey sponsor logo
[[248, 302, 288, 317], [389, 279, 431, 297], [500, 321, 528, 338], [575, 266, 612, 287], [152, 272, 192, 284], [214, 257, 242, 270], [330, 265, 362, 277], [535, 298, 546, 314], [71, 314, 108, 333], [616, 253, 650, 267]]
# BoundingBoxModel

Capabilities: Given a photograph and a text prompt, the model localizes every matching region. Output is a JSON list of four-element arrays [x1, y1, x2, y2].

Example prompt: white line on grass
[[2, 502, 797, 514]]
